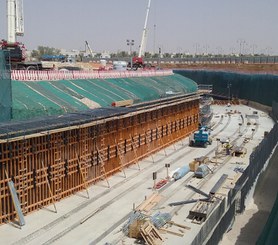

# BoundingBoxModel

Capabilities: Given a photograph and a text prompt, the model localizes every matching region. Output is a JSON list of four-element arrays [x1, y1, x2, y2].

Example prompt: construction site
[[1, 0, 278, 245], [0, 97, 277, 245]]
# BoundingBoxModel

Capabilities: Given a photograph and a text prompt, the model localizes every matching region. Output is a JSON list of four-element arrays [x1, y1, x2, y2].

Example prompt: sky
[[0, 0, 277, 55]]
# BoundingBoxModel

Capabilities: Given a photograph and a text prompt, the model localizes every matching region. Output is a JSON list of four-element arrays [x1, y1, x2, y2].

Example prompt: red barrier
[[11, 69, 173, 81]]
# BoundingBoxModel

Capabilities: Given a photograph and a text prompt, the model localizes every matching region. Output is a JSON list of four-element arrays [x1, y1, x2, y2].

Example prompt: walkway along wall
[[0, 96, 199, 225]]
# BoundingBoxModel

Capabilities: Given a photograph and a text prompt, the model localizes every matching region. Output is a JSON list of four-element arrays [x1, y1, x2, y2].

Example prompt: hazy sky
[[0, 0, 277, 55]]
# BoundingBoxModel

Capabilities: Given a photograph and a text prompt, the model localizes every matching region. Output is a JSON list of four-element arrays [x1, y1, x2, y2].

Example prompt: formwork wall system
[[0, 97, 199, 224]]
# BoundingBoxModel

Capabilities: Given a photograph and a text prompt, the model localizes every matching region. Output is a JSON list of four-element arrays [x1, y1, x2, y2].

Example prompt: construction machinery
[[189, 126, 212, 148], [129, 0, 152, 70], [1, 0, 42, 69], [194, 164, 210, 178], [85, 41, 94, 58]]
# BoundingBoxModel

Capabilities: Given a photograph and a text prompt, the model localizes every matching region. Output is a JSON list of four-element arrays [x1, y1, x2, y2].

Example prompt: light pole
[[158, 47, 161, 70], [126, 39, 134, 68], [251, 44, 257, 56], [237, 39, 246, 56], [203, 44, 209, 55], [194, 43, 200, 56]]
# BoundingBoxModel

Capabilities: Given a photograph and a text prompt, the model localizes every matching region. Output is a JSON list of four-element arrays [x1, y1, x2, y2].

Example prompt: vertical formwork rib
[[0, 98, 199, 224]]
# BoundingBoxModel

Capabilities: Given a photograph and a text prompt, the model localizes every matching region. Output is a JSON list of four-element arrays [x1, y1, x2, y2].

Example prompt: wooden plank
[[159, 228, 184, 237], [140, 221, 163, 245], [167, 221, 191, 230], [136, 193, 162, 213]]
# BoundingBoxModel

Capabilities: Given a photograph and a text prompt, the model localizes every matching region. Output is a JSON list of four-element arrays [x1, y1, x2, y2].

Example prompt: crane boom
[[85, 41, 94, 57], [15, 0, 24, 37], [7, 0, 24, 43], [138, 0, 151, 58]]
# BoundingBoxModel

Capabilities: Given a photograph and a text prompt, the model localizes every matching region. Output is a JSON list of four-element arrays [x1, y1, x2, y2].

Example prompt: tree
[[31, 46, 61, 59], [31, 49, 39, 59], [144, 52, 152, 58]]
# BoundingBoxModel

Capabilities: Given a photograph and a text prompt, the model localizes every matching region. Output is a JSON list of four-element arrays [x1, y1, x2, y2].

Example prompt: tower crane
[[130, 0, 152, 70]]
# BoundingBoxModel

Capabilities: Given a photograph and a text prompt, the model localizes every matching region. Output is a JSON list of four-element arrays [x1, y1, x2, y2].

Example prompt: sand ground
[[220, 146, 278, 245]]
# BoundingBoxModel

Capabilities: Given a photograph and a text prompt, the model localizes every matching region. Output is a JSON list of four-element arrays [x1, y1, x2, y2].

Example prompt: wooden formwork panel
[[0, 99, 199, 224]]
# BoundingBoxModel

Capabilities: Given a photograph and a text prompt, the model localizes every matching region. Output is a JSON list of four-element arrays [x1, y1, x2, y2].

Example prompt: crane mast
[[7, 0, 24, 43], [138, 0, 151, 58]]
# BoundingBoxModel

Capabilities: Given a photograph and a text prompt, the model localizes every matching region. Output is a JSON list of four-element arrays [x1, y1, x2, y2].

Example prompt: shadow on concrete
[[235, 146, 278, 245]]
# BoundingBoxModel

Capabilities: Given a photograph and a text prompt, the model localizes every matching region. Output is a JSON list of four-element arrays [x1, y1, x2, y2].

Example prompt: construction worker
[[226, 143, 231, 155]]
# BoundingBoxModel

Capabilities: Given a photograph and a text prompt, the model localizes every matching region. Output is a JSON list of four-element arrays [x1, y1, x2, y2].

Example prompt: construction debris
[[111, 99, 134, 107], [159, 227, 184, 237], [122, 211, 147, 236], [194, 164, 210, 178], [232, 146, 247, 157], [150, 212, 171, 229], [136, 193, 163, 214], [123, 211, 168, 244], [209, 174, 228, 195], [154, 179, 168, 190], [189, 199, 219, 224], [195, 156, 209, 165], [129, 219, 146, 239], [140, 220, 164, 245], [189, 160, 199, 172], [167, 221, 191, 230], [168, 198, 209, 207], [234, 167, 245, 173]]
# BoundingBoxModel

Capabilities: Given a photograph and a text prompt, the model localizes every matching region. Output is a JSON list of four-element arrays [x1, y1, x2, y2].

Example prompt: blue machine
[[189, 126, 212, 148], [194, 164, 210, 178]]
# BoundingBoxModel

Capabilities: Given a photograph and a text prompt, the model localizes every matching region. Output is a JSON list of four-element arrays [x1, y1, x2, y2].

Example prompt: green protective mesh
[[0, 51, 12, 122], [175, 70, 278, 106], [11, 74, 197, 121]]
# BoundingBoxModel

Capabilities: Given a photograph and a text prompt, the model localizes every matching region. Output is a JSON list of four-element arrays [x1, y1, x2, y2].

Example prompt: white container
[[113, 61, 128, 71]]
